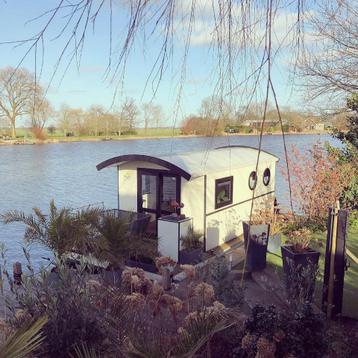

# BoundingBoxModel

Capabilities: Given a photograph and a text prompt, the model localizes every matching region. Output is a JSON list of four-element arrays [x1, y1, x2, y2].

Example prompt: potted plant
[[179, 228, 203, 265], [281, 222, 320, 303], [242, 210, 271, 271]]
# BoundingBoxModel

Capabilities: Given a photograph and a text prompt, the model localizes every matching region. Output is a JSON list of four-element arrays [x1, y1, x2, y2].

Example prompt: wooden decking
[[211, 235, 246, 268]]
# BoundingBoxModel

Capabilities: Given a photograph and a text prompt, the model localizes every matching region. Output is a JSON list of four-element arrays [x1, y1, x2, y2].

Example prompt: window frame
[[248, 171, 257, 191], [263, 168, 271, 186], [215, 176, 234, 209]]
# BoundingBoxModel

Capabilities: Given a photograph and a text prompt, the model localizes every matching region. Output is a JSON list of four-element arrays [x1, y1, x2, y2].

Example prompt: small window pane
[[141, 174, 157, 210], [249, 171, 257, 190], [263, 168, 271, 186], [215, 176, 233, 209]]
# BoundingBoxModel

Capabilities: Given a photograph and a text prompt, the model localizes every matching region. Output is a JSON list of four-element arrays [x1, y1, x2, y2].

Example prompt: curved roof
[[96, 154, 192, 180], [96, 146, 279, 180]]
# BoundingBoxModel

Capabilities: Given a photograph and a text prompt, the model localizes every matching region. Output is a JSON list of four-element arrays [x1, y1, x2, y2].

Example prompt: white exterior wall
[[118, 161, 168, 212], [117, 158, 276, 252], [205, 161, 276, 250], [180, 176, 205, 235]]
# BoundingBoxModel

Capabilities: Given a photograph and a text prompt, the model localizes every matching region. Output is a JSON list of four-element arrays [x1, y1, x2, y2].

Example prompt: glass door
[[137, 169, 181, 218]]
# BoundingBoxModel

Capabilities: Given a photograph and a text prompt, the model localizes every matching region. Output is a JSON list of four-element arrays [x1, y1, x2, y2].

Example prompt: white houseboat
[[97, 145, 278, 260]]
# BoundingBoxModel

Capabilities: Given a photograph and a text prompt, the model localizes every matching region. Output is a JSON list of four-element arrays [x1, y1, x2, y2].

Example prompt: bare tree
[[29, 87, 53, 139], [142, 103, 163, 132], [57, 104, 72, 136], [0, 67, 36, 138], [301, 0, 358, 100], [87, 105, 105, 136], [120, 98, 139, 132]]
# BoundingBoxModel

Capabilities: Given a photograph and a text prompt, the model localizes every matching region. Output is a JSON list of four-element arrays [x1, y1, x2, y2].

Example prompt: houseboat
[[97, 145, 278, 260]]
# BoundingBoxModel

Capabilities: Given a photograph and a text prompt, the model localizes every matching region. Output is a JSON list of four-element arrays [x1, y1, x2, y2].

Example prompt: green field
[[5, 127, 183, 140], [267, 227, 358, 319]]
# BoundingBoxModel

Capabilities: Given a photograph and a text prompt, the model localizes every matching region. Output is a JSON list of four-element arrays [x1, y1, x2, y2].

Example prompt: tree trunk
[[10, 120, 16, 138]]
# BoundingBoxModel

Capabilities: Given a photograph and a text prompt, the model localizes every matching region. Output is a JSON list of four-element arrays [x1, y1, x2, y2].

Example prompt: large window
[[215, 176, 233, 209]]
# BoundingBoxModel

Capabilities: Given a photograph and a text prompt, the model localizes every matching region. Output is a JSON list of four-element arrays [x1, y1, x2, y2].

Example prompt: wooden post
[[162, 268, 171, 291], [13, 262, 22, 285], [322, 204, 349, 318]]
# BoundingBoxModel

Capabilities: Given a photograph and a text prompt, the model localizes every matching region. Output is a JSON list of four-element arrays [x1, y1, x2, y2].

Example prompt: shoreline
[[0, 131, 329, 146]]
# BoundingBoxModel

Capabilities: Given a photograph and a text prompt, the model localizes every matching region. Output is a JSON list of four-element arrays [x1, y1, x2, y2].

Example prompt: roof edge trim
[[96, 154, 192, 180]]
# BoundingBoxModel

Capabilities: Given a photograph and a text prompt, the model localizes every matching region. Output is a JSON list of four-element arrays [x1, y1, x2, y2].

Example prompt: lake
[[0, 134, 339, 266]]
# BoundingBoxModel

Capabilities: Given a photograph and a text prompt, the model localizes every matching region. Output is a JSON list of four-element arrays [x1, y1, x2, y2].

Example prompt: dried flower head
[[193, 282, 215, 301], [241, 334, 257, 350], [155, 256, 176, 273], [125, 293, 145, 309], [180, 264, 195, 280], [256, 337, 276, 358]]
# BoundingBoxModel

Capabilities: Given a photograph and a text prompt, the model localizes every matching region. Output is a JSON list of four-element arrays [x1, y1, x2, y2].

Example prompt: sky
[[0, 0, 316, 126]]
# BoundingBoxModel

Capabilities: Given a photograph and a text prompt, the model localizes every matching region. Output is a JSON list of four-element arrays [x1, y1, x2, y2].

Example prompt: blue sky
[[0, 0, 311, 126]]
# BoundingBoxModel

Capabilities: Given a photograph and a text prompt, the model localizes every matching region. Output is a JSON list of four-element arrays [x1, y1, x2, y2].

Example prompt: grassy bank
[[0, 127, 330, 146]]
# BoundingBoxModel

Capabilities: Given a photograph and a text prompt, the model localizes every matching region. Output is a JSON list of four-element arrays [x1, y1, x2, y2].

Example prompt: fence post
[[322, 204, 349, 318]]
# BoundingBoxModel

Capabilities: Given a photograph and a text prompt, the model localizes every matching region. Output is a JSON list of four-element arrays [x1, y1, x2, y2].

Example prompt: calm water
[[0, 134, 339, 265]]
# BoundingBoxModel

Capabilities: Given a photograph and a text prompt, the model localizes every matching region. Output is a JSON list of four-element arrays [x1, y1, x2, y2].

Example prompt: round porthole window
[[248, 171, 257, 190], [263, 168, 271, 186]]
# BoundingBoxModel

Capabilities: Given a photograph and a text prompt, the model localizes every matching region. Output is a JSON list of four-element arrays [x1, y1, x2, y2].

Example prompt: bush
[[286, 144, 354, 229], [4, 259, 117, 357], [234, 304, 329, 358], [121, 129, 137, 135]]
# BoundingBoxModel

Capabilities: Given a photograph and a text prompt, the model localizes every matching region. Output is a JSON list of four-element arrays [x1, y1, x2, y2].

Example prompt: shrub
[[286, 144, 354, 230], [4, 259, 117, 357], [121, 129, 137, 135], [234, 304, 329, 358], [180, 228, 203, 250]]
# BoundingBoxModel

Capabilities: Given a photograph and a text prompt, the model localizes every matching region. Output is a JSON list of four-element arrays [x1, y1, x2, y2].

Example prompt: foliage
[[282, 221, 313, 252], [3, 258, 117, 358], [121, 266, 231, 358], [0, 316, 47, 358], [330, 94, 358, 209], [286, 144, 354, 229], [91, 213, 132, 268], [235, 304, 329, 358], [0, 200, 100, 257], [206, 256, 244, 307], [349, 210, 358, 231], [180, 228, 203, 250], [1, 203, 157, 268], [249, 209, 275, 226], [336, 94, 358, 149]]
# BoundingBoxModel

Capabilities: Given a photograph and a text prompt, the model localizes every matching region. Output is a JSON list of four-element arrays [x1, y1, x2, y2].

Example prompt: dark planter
[[281, 245, 320, 303], [179, 248, 203, 265], [126, 256, 158, 273], [243, 222, 270, 272]]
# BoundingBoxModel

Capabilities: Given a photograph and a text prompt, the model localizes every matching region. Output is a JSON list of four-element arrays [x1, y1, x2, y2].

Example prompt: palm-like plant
[[0, 200, 101, 257], [0, 316, 47, 358], [92, 214, 157, 269]]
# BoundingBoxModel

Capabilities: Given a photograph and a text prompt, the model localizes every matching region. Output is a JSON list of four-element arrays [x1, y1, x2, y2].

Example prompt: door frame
[[137, 168, 181, 218]]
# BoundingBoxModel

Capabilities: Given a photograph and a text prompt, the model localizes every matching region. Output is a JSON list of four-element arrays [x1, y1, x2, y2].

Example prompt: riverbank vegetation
[[0, 76, 346, 144]]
